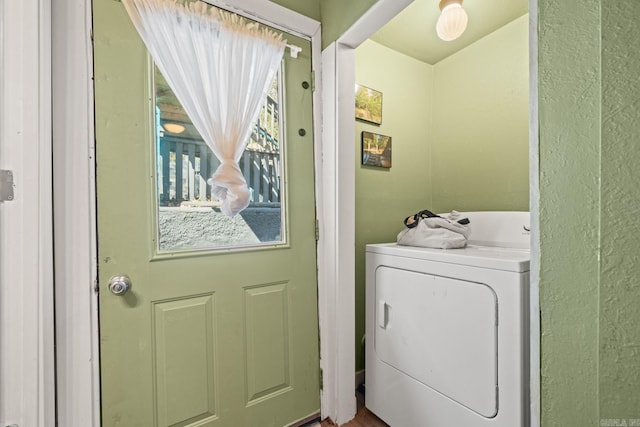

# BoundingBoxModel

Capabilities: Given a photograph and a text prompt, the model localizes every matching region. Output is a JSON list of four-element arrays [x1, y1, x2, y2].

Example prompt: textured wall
[[540, 0, 640, 424], [354, 40, 434, 371], [538, 0, 601, 425], [599, 0, 640, 420], [431, 15, 529, 213]]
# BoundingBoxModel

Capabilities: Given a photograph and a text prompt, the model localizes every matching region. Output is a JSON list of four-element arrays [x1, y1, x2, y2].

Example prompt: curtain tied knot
[[208, 160, 250, 217]]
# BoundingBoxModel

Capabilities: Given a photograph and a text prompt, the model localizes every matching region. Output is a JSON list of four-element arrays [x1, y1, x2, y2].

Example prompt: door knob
[[109, 274, 132, 296]]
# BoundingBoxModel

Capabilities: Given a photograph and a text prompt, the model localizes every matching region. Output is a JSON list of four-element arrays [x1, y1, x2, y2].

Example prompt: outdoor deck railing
[[158, 138, 281, 206]]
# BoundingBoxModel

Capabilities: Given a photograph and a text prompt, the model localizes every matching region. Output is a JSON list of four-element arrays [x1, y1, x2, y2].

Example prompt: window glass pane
[[154, 64, 285, 252]]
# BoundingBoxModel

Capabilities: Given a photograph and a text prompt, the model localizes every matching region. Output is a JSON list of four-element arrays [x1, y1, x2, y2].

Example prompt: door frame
[[528, 1, 541, 425], [318, 1, 413, 423], [0, 1, 55, 426], [51, 0, 100, 424]]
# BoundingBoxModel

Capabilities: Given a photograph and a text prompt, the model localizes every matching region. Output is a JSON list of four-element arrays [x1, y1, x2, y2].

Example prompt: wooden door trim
[[318, 2, 414, 423], [0, 0, 56, 425], [52, 0, 101, 425]]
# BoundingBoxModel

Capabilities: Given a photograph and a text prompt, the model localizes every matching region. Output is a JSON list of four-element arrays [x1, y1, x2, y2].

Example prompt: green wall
[[271, 0, 378, 49], [354, 40, 434, 370], [432, 15, 529, 212], [270, 0, 320, 22], [599, 1, 640, 420], [538, 0, 600, 424], [539, 0, 640, 424], [354, 18, 529, 372], [320, 0, 378, 49], [270, 0, 377, 48]]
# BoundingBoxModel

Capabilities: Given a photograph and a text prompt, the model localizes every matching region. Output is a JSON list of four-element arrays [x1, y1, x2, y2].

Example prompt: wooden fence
[[157, 138, 281, 206]]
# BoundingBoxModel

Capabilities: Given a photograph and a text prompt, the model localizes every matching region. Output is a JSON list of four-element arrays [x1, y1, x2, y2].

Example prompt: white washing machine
[[365, 212, 530, 427]]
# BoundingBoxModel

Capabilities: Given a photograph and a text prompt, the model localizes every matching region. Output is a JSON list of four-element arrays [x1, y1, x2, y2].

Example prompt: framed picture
[[355, 84, 382, 125], [361, 131, 392, 168]]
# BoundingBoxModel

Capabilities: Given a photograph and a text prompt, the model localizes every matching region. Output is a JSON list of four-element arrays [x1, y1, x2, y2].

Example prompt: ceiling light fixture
[[163, 123, 186, 134], [436, 0, 468, 42]]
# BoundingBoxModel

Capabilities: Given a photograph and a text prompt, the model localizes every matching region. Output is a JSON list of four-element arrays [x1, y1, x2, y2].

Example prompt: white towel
[[397, 210, 470, 249], [423, 217, 469, 240]]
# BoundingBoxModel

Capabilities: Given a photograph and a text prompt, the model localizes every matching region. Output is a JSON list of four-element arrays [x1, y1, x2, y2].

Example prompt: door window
[[154, 64, 286, 252]]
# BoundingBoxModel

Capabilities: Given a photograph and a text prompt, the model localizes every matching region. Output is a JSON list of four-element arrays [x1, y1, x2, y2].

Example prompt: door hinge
[[319, 367, 323, 390], [315, 219, 320, 241], [0, 170, 15, 202]]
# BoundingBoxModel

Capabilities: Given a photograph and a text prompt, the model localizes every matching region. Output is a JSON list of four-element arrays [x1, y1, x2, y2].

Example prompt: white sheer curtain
[[122, 0, 286, 217]]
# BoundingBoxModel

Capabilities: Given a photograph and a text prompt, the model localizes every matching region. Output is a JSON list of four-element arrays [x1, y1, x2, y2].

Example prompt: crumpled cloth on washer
[[397, 210, 471, 249]]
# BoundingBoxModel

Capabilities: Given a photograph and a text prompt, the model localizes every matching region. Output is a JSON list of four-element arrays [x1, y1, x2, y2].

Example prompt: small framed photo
[[355, 84, 383, 125], [361, 131, 392, 168]]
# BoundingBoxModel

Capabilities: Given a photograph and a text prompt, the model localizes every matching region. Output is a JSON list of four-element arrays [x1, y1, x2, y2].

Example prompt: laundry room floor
[[319, 390, 389, 427]]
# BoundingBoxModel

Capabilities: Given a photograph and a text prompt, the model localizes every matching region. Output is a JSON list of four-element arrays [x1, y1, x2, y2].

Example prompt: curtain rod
[[286, 44, 301, 58]]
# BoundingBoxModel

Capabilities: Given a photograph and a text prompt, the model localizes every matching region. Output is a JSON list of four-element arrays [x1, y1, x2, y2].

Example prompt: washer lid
[[366, 243, 530, 273]]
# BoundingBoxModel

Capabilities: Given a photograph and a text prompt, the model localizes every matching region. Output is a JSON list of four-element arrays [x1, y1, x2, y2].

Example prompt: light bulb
[[436, 1, 468, 42]]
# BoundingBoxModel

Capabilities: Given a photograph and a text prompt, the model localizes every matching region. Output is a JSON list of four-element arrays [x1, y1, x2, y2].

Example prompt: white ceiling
[[370, 0, 529, 64]]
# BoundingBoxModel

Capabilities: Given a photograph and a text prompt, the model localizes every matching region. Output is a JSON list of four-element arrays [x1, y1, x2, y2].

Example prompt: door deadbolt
[[109, 275, 132, 296]]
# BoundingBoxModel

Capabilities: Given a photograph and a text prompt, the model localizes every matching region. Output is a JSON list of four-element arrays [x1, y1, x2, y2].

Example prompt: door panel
[[153, 295, 217, 426], [244, 283, 291, 404], [94, 1, 320, 425]]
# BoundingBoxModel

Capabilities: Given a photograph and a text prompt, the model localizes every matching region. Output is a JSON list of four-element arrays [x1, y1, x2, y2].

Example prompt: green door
[[94, 1, 320, 426]]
